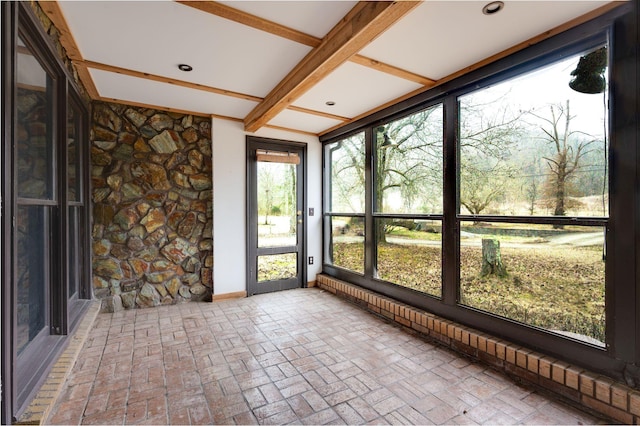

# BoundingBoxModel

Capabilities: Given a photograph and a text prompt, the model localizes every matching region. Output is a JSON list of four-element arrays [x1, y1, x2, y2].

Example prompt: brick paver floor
[[46, 288, 605, 425]]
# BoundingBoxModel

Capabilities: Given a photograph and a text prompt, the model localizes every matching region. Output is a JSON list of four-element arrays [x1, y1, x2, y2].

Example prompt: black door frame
[[246, 136, 307, 296]]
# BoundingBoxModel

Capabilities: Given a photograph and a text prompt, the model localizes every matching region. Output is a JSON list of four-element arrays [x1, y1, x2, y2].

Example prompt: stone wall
[[91, 102, 213, 311]]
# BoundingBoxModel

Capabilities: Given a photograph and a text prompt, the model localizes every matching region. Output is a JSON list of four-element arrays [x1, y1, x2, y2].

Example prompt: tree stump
[[481, 238, 507, 277]]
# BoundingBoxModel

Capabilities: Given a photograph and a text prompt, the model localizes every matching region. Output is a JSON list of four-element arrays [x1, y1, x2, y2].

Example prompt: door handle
[[296, 210, 302, 216], [298, 219, 303, 224]]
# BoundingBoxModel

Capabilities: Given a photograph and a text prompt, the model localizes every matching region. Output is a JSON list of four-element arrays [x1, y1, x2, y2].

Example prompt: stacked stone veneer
[[91, 102, 213, 311]]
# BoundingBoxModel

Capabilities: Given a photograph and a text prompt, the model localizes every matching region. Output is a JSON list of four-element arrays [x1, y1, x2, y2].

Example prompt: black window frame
[[323, 131, 368, 275], [1, 2, 93, 422], [321, 4, 636, 381], [371, 102, 445, 299]]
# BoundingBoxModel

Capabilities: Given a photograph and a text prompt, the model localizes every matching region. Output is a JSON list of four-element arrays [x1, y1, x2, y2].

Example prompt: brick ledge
[[317, 274, 640, 424]]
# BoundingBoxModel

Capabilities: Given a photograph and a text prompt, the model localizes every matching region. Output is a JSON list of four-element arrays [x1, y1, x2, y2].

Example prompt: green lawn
[[332, 240, 605, 343]]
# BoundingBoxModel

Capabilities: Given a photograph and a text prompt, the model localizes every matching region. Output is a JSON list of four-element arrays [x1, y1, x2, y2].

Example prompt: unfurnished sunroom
[[1, 0, 639, 423]]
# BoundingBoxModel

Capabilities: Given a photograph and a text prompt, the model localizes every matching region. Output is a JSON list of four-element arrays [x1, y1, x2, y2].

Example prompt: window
[[374, 105, 443, 298], [325, 132, 366, 274], [321, 7, 634, 378], [15, 33, 56, 355], [2, 3, 92, 419], [458, 47, 608, 346], [67, 96, 88, 304]]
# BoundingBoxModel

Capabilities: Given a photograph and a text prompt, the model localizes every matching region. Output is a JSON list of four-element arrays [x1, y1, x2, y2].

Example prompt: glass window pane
[[257, 160, 297, 248], [258, 253, 297, 282], [376, 104, 443, 214], [67, 102, 81, 202], [17, 36, 55, 200], [17, 206, 48, 355], [459, 221, 605, 346], [329, 216, 364, 274], [459, 45, 609, 218], [68, 207, 80, 299], [326, 133, 365, 214], [376, 219, 441, 298]]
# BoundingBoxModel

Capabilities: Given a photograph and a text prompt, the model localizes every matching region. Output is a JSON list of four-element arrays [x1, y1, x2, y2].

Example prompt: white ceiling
[[56, 0, 615, 136]]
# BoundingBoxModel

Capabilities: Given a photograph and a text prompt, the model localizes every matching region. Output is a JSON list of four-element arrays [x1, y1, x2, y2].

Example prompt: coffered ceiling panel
[[58, 1, 313, 97], [217, 1, 357, 39], [359, 1, 611, 81], [267, 109, 344, 135], [90, 68, 258, 118], [292, 61, 422, 119]]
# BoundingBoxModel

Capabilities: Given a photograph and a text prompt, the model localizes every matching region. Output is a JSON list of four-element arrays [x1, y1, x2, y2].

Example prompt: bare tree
[[460, 163, 512, 216], [519, 145, 546, 216], [525, 177, 539, 216], [331, 95, 525, 240], [459, 94, 525, 216], [529, 100, 597, 224], [375, 107, 442, 242], [257, 164, 275, 225], [329, 137, 366, 213]]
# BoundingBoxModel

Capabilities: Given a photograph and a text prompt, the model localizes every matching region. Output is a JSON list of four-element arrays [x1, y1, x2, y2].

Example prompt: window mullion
[[442, 96, 459, 306], [364, 127, 375, 279]]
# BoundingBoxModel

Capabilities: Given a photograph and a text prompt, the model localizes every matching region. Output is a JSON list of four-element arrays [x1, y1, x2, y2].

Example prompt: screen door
[[247, 137, 306, 295]]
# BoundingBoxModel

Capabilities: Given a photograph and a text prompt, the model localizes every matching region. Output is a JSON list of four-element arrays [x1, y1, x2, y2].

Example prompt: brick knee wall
[[317, 274, 640, 424]]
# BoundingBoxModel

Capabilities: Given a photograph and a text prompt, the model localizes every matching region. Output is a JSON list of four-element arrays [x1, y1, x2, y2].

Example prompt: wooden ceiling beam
[[177, 0, 431, 86], [349, 55, 435, 86], [243, 1, 421, 132], [38, 1, 99, 99], [287, 105, 349, 122], [177, 1, 320, 47]]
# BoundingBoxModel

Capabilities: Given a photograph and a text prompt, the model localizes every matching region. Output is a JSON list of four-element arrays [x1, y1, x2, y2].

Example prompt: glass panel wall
[[16, 206, 48, 355], [326, 132, 365, 213], [325, 133, 365, 274], [67, 102, 80, 202], [330, 216, 365, 274], [373, 104, 444, 297], [376, 218, 442, 297], [17, 36, 55, 201], [459, 222, 606, 345], [374, 106, 443, 215], [458, 45, 609, 346], [459, 47, 609, 218], [15, 34, 55, 354], [4, 5, 92, 418], [67, 98, 84, 301], [322, 28, 614, 369]]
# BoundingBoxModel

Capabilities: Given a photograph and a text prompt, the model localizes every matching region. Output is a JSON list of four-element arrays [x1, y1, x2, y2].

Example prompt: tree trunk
[[481, 238, 507, 277], [376, 219, 387, 244]]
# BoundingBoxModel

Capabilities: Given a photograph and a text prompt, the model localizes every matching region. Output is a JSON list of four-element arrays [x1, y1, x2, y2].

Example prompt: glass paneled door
[[247, 137, 306, 295]]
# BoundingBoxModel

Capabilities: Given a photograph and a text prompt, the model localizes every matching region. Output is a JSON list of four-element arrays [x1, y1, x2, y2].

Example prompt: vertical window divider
[[609, 11, 637, 365], [442, 96, 459, 306], [364, 127, 375, 278], [56, 80, 69, 336]]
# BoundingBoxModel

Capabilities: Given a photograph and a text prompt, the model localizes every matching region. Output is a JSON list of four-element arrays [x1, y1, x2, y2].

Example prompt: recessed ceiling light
[[326, 101, 336, 106], [178, 64, 193, 72], [482, 1, 504, 15]]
